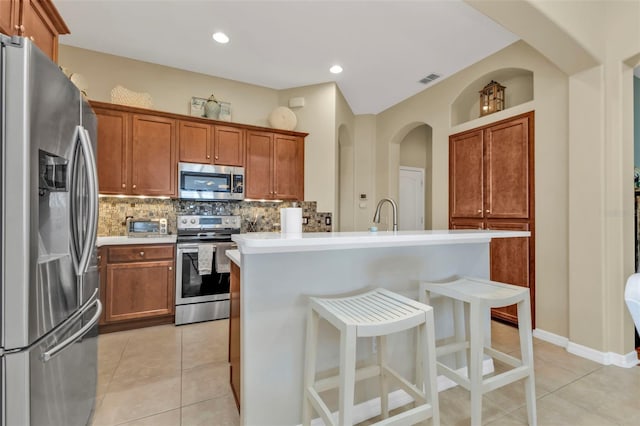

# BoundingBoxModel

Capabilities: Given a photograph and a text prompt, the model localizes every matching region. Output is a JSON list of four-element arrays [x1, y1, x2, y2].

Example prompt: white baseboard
[[308, 359, 494, 426], [532, 328, 568, 347], [534, 328, 639, 368]]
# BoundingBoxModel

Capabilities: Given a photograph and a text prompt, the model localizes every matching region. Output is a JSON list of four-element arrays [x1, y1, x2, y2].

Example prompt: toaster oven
[[126, 218, 168, 237]]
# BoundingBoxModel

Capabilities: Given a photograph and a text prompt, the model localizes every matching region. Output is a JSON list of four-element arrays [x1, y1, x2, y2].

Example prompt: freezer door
[[2, 38, 82, 349], [3, 295, 101, 426]]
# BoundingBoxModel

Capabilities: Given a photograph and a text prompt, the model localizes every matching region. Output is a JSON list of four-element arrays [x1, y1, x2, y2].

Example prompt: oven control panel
[[177, 215, 241, 231]]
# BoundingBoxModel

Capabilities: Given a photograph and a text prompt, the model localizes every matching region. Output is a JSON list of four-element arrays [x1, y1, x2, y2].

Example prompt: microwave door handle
[[76, 126, 99, 276]]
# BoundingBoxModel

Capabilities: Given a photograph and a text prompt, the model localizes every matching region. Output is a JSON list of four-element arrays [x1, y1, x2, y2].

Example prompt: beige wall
[[336, 88, 356, 231], [468, 0, 640, 357], [374, 41, 570, 338], [278, 83, 337, 215], [59, 45, 278, 127]]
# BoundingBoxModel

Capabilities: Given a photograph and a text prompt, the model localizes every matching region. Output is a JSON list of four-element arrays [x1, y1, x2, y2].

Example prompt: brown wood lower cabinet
[[98, 244, 176, 333], [229, 261, 241, 410]]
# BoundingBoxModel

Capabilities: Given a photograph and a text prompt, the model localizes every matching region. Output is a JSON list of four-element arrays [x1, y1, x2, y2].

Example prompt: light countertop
[[226, 249, 241, 266], [232, 229, 530, 254], [97, 235, 177, 247]]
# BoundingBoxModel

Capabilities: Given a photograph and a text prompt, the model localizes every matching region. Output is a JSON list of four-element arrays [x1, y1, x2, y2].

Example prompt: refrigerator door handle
[[40, 298, 102, 363], [76, 125, 99, 276]]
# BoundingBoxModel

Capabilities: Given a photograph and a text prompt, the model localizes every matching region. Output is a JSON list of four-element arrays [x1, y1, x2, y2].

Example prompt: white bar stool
[[302, 288, 440, 426], [419, 277, 536, 426]]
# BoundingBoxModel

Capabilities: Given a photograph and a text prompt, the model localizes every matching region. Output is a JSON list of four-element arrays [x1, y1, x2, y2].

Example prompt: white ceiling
[[54, 0, 519, 115]]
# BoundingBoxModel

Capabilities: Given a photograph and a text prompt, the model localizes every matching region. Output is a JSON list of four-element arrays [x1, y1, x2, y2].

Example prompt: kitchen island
[[230, 229, 529, 425]]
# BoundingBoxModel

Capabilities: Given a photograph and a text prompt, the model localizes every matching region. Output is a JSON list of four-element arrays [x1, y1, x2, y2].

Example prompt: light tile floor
[[92, 320, 640, 426]]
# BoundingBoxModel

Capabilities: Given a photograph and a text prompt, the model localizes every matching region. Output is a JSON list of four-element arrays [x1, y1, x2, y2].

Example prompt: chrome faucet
[[373, 198, 398, 232]]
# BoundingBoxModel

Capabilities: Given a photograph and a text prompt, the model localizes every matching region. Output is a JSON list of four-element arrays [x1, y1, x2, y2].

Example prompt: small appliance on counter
[[126, 217, 168, 237], [175, 215, 241, 325]]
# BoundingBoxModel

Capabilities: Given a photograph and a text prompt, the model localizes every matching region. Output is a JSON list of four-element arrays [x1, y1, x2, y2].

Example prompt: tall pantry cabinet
[[449, 111, 535, 327]]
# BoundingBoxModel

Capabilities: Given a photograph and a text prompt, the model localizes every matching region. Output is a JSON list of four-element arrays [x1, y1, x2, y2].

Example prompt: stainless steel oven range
[[175, 214, 241, 325]]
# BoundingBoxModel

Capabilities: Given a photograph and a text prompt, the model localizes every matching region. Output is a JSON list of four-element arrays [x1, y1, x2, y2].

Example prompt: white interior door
[[399, 167, 424, 230]]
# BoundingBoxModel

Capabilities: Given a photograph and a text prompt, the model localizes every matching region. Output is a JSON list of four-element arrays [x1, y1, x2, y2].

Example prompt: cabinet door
[[485, 116, 530, 219], [105, 260, 175, 322], [245, 131, 273, 199], [229, 262, 241, 409], [21, 0, 58, 60], [178, 120, 211, 163], [449, 130, 484, 219], [0, 0, 18, 36], [488, 221, 531, 325], [214, 126, 244, 166], [131, 114, 176, 196], [95, 109, 129, 194], [273, 134, 303, 200]]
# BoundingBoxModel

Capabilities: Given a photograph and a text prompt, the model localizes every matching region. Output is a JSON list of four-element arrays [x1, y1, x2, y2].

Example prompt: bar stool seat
[[302, 288, 440, 426], [420, 277, 536, 426]]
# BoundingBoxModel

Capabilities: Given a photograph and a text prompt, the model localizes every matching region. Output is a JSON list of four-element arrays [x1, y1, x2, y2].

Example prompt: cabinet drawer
[[107, 244, 174, 262]]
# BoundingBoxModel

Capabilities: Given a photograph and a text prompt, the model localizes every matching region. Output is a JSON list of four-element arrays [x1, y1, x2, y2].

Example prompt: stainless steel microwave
[[178, 162, 244, 200]]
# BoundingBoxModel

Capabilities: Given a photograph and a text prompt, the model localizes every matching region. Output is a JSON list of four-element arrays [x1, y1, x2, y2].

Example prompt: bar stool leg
[[422, 309, 440, 426], [302, 307, 320, 426], [468, 302, 484, 426], [338, 325, 357, 426], [453, 299, 467, 370], [517, 297, 537, 426], [377, 335, 389, 419]]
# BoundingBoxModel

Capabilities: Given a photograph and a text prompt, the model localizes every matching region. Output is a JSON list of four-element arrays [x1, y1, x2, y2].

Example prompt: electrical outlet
[[325, 216, 331, 226]]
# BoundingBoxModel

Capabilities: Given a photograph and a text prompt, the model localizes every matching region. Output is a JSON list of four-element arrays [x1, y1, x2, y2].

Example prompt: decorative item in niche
[[60, 67, 88, 97], [111, 85, 153, 108], [479, 80, 505, 116], [190, 96, 207, 117], [268, 106, 297, 130]]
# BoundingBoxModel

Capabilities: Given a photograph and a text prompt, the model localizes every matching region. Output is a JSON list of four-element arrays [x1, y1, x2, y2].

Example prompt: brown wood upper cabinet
[[94, 104, 177, 197], [450, 114, 531, 221], [0, 0, 69, 61], [245, 130, 304, 201], [449, 111, 535, 327], [178, 121, 245, 166]]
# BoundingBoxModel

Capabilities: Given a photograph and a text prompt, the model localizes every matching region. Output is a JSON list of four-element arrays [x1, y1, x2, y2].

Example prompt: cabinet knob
[[132, 184, 137, 189], [215, 156, 219, 160], [122, 183, 126, 188], [139, 251, 145, 257], [477, 209, 482, 213], [485, 209, 490, 213], [14, 24, 25, 32], [97, 255, 102, 262], [29, 36, 35, 42], [207, 155, 210, 159], [168, 266, 173, 271]]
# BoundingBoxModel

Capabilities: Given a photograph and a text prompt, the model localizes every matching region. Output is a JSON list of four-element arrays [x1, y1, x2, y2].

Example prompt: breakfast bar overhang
[[231, 229, 530, 425]]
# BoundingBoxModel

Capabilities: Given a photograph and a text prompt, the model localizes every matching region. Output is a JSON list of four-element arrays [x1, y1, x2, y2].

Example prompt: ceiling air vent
[[419, 73, 441, 84]]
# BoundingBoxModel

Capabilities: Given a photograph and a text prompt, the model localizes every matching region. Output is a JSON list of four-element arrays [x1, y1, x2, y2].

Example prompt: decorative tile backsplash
[[98, 198, 332, 236]]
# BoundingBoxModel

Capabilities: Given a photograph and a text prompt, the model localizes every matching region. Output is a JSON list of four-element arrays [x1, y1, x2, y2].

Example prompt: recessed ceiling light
[[329, 65, 343, 74], [212, 32, 229, 44]]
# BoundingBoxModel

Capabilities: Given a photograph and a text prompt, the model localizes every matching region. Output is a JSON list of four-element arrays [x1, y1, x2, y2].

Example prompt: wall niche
[[451, 68, 533, 126]]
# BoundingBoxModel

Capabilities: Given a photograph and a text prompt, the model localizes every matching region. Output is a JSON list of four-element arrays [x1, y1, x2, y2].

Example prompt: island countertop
[[232, 229, 530, 254]]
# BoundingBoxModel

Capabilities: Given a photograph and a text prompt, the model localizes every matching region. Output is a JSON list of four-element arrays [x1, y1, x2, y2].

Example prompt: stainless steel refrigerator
[[0, 35, 101, 425]]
